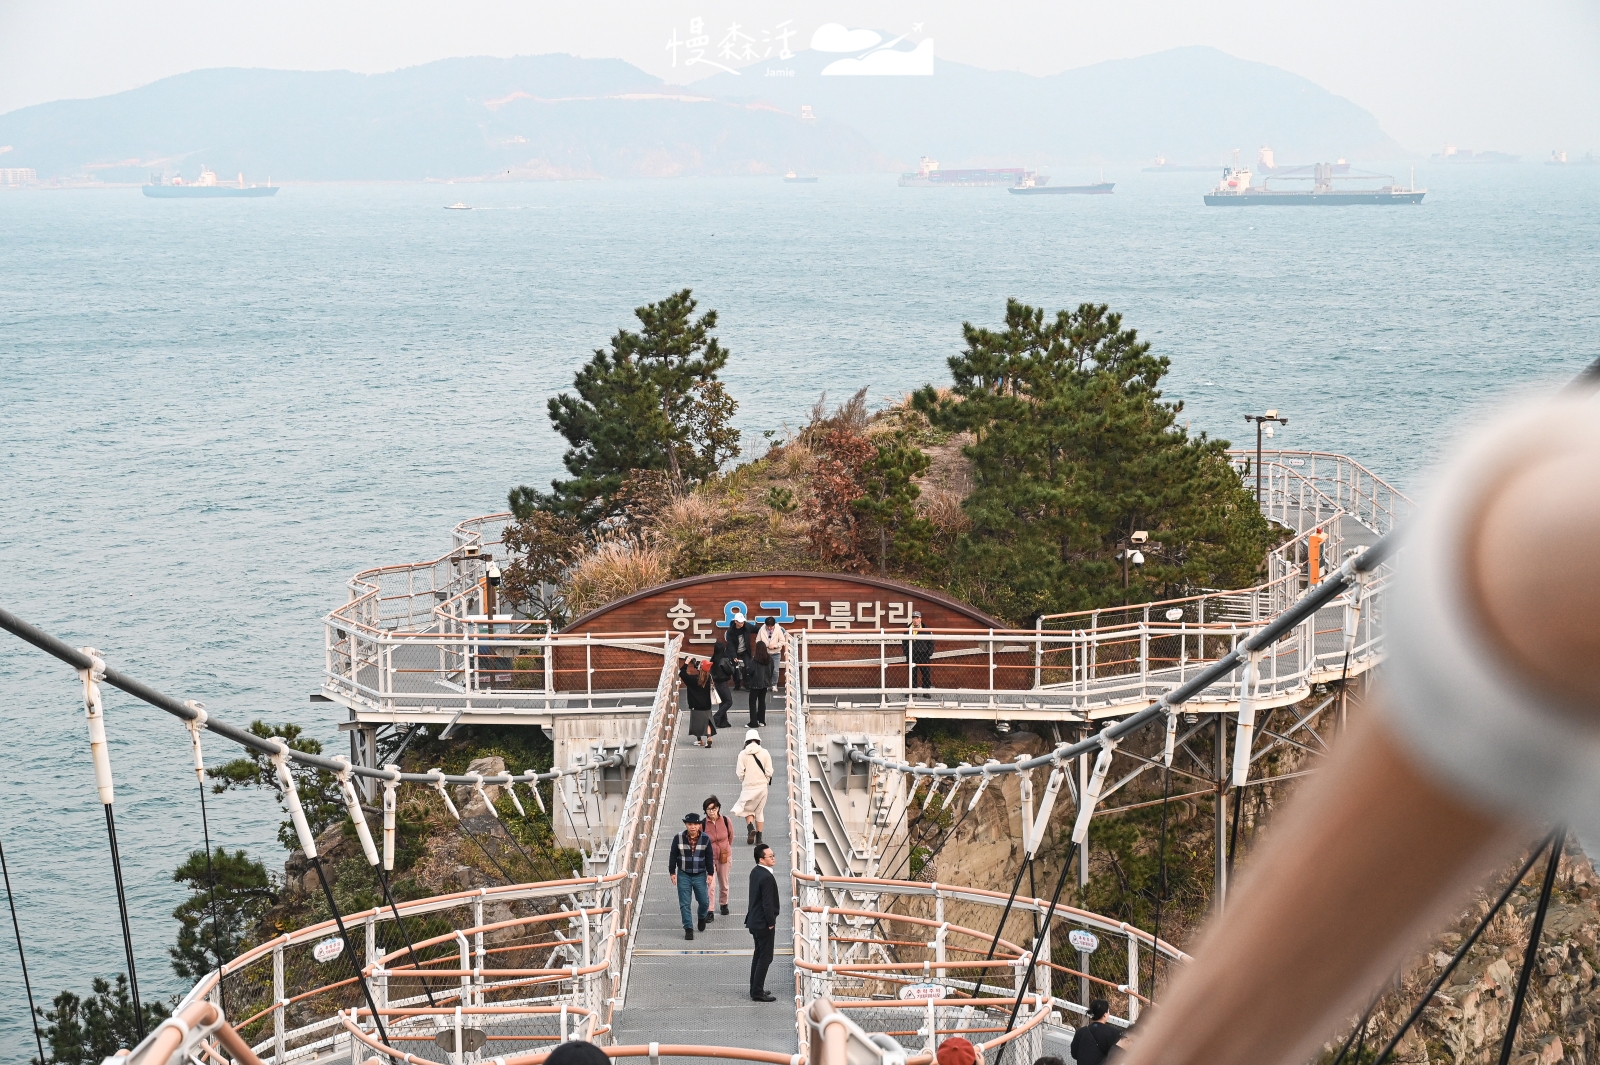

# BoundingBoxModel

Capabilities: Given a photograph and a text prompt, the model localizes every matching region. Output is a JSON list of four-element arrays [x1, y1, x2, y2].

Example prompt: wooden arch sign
[[562, 571, 1003, 641], [557, 573, 1010, 693]]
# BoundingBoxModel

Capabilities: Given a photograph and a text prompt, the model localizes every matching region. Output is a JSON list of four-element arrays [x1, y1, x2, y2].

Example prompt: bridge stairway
[[611, 691, 797, 1058]]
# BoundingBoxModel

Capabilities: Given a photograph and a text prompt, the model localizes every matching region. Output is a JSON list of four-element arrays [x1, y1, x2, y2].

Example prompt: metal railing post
[[1127, 933, 1139, 1022], [273, 941, 286, 1060]]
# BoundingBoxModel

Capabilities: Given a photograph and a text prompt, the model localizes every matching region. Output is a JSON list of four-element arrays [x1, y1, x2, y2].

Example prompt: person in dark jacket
[[903, 611, 934, 689], [745, 842, 780, 1000], [669, 812, 714, 939], [746, 643, 773, 726], [680, 658, 715, 747], [1069, 999, 1121, 1065], [726, 611, 758, 688], [710, 636, 736, 730]]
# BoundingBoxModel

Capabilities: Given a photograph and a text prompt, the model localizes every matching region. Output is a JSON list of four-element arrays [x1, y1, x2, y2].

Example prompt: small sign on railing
[[901, 982, 948, 1000], [1067, 929, 1100, 954], [312, 936, 344, 963]]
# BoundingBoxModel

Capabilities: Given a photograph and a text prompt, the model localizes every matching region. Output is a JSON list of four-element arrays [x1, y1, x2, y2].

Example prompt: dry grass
[[917, 487, 971, 538], [562, 537, 673, 617]]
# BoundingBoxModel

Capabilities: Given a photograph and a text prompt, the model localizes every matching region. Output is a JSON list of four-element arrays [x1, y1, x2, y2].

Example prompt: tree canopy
[[916, 299, 1274, 620], [168, 848, 276, 981], [510, 289, 740, 526]]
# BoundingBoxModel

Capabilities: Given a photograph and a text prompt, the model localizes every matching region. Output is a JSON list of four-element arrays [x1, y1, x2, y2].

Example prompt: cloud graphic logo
[[821, 37, 935, 76], [810, 24, 884, 53]]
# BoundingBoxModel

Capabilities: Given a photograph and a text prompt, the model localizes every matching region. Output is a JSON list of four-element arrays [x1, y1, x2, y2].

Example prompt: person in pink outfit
[[702, 795, 736, 916]]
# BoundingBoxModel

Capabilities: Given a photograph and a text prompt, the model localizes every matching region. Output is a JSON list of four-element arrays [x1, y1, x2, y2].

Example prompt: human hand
[[670, 874, 677, 885]]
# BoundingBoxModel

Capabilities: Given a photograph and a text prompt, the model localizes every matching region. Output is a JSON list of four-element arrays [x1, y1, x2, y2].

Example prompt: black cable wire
[[1146, 756, 1172, 1002], [374, 865, 438, 1008], [1497, 826, 1565, 1065], [1372, 830, 1557, 1065], [455, 818, 518, 884], [103, 805, 146, 1042], [195, 773, 227, 1015], [996, 839, 1080, 1065], [1331, 992, 1383, 1065], [310, 857, 393, 1054], [1, 834, 46, 1064]]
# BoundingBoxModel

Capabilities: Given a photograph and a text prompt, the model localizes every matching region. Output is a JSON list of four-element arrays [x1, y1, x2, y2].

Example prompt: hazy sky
[[2, 0, 1596, 154]]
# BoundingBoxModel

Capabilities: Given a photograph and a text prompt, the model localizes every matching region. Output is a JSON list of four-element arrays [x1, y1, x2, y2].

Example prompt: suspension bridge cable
[[196, 792, 227, 1014], [372, 865, 438, 1008], [1496, 826, 1565, 1065], [1146, 756, 1172, 1002], [103, 804, 146, 1042], [995, 839, 1081, 1065], [307, 857, 393, 1053], [849, 531, 1395, 786], [0, 605, 572, 792], [0, 834, 46, 1064], [1371, 830, 1557, 1065]]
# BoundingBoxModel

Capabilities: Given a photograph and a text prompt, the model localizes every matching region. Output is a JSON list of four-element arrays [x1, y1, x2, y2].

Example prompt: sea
[[1, 164, 1597, 1056]]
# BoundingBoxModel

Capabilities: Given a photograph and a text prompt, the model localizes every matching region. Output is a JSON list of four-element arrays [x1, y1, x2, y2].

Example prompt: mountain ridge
[[0, 46, 1406, 183]]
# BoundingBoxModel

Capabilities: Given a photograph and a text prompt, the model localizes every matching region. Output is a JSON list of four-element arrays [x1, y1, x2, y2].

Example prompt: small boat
[[444, 202, 472, 210], [1009, 173, 1114, 195], [783, 170, 818, 183]]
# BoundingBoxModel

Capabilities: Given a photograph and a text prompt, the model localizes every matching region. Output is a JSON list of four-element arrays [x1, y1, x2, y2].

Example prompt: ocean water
[[1, 165, 1597, 1056]]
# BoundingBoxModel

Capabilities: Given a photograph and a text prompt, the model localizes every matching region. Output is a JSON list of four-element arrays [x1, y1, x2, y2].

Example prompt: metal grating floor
[[610, 690, 798, 1060]]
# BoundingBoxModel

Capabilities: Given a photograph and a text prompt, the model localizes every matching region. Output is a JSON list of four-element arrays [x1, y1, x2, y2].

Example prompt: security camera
[[487, 560, 502, 587], [1265, 409, 1278, 419], [1130, 550, 1145, 566], [1130, 531, 1149, 544], [1264, 424, 1275, 439]]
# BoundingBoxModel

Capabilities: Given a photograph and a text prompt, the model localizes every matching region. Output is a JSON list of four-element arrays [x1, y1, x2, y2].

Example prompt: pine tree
[[206, 722, 343, 852], [169, 848, 276, 981], [35, 975, 169, 1065], [853, 434, 934, 576], [915, 299, 1275, 619], [510, 289, 740, 525]]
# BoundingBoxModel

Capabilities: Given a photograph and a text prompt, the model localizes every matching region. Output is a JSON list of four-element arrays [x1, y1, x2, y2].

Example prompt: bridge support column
[[550, 712, 649, 857]]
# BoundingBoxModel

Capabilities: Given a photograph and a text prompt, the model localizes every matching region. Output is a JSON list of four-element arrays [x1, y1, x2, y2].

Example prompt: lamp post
[[1116, 530, 1148, 605], [1243, 410, 1289, 505]]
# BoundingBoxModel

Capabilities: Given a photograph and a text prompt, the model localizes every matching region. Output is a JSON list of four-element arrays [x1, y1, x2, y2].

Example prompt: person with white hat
[[732, 730, 774, 845]]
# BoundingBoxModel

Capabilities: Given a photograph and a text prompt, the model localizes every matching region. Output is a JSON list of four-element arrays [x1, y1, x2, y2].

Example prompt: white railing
[[788, 706, 1185, 1050], [168, 641, 683, 1064], [1234, 450, 1412, 536], [790, 582, 1381, 719]]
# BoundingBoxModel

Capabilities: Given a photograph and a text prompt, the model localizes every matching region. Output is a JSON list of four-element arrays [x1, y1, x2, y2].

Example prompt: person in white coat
[[732, 730, 774, 845]]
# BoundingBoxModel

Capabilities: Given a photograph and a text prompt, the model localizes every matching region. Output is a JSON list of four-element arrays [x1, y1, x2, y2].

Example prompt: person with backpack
[[1070, 999, 1122, 1065], [746, 643, 773, 727], [732, 730, 773, 845]]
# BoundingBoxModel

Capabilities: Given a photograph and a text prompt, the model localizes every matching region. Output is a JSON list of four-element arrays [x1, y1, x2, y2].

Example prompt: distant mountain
[[0, 55, 881, 183], [0, 47, 1404, 183], [705, 45, 1406, 167]]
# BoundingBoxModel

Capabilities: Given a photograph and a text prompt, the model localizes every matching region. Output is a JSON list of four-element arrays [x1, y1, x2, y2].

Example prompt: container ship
[[1204, 163, 1425, 206], [144, 167, 278, 198], [898, 156, 1025, 187]]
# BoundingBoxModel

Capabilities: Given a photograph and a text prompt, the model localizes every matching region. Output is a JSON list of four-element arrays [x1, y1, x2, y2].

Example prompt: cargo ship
[[143, 167, 277, 198], [1204, 163, 1425, 206], [898, 156, 1025, 187], [1009, 174, 1114, 195], [1432, 145, 1519, 164], [783, 170, 819, 183]]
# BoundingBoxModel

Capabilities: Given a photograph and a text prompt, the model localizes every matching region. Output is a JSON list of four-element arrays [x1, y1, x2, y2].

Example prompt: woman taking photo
[[679, 657, 715, 747]]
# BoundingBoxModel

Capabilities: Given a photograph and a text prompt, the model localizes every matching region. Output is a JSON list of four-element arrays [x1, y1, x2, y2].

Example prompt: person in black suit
[[745, 842, 780, 1001]]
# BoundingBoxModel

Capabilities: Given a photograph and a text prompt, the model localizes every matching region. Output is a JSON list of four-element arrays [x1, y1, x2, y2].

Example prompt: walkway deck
[[611, 689, 797, 1058]]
